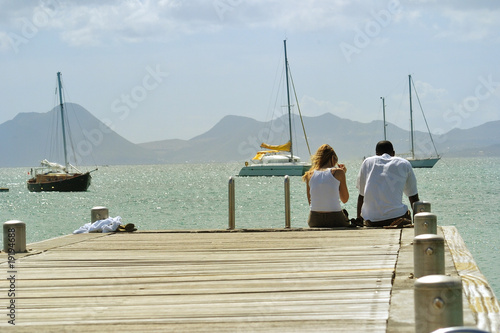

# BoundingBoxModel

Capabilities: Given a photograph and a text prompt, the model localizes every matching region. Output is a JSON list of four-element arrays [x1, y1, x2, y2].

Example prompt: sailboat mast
[[408, 74, 415, 159], [284, 40, 293, 161], [57, 72, 69, 169], [381, 97, 387, 140]]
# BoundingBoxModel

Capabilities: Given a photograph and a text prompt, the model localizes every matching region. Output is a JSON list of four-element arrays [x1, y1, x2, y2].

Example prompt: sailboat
[[382, 75, 440, 168], [405, 75, 440, 168], [238, 40, 311, 176], [27, 72, 94, 192]]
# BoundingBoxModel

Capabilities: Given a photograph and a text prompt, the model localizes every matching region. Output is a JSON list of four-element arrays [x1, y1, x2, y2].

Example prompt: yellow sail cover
[[252, 150, 279, 160], [260, 141, 291, 152]]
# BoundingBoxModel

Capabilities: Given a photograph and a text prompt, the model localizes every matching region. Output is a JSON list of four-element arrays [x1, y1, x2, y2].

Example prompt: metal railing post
[[414, 234, 445, 278], [228, 176, 235, 230], [284, 175, 291, 228], [3, 220, 27, 253], [415, 212, 438, 236], [413, 201, 431, 216], [91, 206, 109, 222], [414, 275, 463, 333]]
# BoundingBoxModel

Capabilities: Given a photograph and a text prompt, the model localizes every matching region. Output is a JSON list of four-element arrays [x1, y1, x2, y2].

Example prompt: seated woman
[[302, 144, 349, 228]]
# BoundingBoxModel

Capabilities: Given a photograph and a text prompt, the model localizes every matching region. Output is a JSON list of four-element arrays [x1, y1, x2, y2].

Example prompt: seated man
[[356, 140, 419, 227]]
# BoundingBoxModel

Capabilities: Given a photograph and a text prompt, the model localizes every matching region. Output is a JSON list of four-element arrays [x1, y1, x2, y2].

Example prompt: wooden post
[[284, 175, 290, 228], [228, 177, 235, 230]]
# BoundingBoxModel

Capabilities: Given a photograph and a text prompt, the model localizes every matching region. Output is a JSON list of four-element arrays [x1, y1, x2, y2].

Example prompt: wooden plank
[[0, 229, 398, 331], [443, 226, 500, 333], [2, 227, 493, 332], [387, 228, 477, 332]]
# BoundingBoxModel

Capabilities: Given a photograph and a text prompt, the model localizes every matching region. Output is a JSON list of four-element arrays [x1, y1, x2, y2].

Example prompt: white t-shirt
[[356, 154, 418, 221], [309, 169, 342, 212]]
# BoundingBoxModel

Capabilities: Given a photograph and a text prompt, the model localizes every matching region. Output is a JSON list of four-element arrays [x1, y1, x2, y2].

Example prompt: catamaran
[[238, 40, 311, 176]]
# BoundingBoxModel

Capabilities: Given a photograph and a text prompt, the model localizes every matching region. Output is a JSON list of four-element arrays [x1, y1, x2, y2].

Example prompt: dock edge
[[442, 226, 500, 333]]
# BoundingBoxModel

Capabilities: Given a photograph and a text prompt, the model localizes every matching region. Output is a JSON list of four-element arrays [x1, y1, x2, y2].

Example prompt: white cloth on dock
[[73, 216, 122, 234]]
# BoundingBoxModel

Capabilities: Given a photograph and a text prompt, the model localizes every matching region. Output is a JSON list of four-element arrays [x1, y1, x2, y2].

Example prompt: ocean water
[[1, 157, 499, 297]]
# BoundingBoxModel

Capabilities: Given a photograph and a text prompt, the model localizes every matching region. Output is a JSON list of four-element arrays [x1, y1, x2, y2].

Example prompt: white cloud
[[54, 2, 168, 46], [412, 80, 447, 99], [402, 1, 500, 43], [239, 0, 352, 31], [0, 0, 498, 142], [439, 8, 500, 42], [1, 0, 499, 49], [0, 31, 11, 51]]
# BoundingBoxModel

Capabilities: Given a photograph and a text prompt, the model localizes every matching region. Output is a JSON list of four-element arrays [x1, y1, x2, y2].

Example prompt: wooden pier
[[1, 227, 499, 332]]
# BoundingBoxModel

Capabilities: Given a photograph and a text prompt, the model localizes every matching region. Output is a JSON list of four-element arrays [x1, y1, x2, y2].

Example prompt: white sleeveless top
[[309, 168, 342, 212]]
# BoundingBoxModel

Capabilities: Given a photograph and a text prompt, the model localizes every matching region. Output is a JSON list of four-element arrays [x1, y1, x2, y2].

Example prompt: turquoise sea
[[1, 157, 499, 297]]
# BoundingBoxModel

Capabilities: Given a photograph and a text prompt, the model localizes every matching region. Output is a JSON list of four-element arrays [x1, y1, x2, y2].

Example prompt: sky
[[0, 0, 499, 144]]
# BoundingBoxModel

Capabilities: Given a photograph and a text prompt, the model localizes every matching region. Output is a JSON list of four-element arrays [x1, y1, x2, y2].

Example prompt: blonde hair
[[302, 144, 338, 182]]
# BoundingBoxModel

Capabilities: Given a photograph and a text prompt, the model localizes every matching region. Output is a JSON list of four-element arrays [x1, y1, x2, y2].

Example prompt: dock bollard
[[414, 234, 445, 278], [413, 201, 431, 216], [415, 212, 438, 236], [414, 275, 463, 333], [284, 175, 291, 228], [91, 206, 109, 222], [228, 176, 235, 230], [3, 220, 27, 253]]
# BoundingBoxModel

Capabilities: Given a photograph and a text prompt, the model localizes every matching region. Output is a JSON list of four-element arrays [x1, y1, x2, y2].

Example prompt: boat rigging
[[239, 40, 311, 176], [27, 72, 96, 192]]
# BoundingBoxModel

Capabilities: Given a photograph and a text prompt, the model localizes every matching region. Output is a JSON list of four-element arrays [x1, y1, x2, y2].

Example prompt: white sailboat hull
[[407, 157, 440, 168]]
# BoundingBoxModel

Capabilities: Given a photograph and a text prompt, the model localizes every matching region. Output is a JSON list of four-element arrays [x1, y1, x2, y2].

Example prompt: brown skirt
[[308, 211, 349, 228]]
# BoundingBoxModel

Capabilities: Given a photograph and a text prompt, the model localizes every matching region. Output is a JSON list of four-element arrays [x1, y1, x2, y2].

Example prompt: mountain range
[[1, 103, 499, 168]]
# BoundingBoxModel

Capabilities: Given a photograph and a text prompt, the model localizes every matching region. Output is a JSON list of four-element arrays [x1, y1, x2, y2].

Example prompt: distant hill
[[0, 103, 158, 167], [0, 103, 499, 167], [434, 120, 500, 157], [140, 113, 500, 163]]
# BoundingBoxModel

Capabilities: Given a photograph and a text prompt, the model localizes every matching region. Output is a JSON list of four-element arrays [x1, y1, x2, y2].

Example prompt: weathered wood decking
[[1, 227, 499, 332]]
